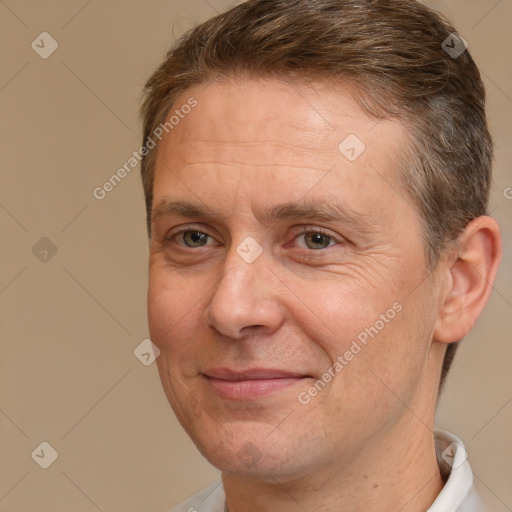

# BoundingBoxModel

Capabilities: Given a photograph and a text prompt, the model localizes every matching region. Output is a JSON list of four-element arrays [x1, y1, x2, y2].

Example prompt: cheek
[[148, 273, 206, 404], [288, 276, 396, 358], [147, 279, 172, 345], [339, 287, 437, 412], [147, 270, 203, 353], [288, 268, 434, 405]]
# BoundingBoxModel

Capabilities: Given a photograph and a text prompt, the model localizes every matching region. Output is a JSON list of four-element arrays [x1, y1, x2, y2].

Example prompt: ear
[[434, 216, 502, 343]]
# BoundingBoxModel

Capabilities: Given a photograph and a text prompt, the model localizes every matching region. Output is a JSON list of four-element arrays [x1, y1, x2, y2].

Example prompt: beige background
[[0, 0, 510, 510]]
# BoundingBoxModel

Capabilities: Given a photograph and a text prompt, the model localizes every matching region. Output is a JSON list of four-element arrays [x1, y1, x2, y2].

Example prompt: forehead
[[160, 78, 404, 162], [152, 78, 413, 224]]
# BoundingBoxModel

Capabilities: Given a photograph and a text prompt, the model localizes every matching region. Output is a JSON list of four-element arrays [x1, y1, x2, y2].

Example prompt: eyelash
[[163, 225, 341, 250]]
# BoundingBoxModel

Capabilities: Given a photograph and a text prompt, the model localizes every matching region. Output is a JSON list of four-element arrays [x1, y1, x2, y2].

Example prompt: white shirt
[[168, 431, 489, 512]]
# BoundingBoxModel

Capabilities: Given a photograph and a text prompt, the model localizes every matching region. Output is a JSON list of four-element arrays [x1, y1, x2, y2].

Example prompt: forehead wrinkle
[[175, 162, 332, 174], [175, 137, 337, 156], [169, 137, 340, 172]]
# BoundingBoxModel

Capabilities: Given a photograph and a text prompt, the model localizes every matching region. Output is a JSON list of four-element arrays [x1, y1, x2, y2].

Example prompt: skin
[[147, 78, 502, 512]]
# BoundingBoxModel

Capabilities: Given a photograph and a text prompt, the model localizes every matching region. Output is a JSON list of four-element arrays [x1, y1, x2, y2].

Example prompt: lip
[[203, 367, 310, 400]]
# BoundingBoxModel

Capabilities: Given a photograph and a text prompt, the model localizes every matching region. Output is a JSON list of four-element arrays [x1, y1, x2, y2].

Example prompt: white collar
[[427, 430, 477, 511]]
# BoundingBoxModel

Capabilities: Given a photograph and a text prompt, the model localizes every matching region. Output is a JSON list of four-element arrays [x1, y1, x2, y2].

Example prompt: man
[[140, 0, 502, 510]]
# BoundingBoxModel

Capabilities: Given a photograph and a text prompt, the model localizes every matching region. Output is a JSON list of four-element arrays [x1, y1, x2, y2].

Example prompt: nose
[[204, 243, 284, 340]]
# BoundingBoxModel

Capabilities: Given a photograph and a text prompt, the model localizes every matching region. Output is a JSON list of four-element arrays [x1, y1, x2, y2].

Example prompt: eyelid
[[294, 225, 343, 243]]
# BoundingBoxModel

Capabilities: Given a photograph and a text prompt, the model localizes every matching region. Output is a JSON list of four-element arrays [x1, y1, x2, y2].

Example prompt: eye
[[163, 226, 342, 251], [165, 229, 216, 248], [294, 228, 339, 250]]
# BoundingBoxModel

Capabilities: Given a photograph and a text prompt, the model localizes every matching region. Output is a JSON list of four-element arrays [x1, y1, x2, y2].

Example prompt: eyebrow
[[151, 198, 376, 232]]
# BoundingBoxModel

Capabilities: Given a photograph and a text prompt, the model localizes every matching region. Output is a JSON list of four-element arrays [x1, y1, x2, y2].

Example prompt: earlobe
[[433, 216, 502, 344]]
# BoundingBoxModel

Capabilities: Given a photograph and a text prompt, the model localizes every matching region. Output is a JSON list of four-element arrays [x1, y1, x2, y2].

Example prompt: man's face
[[148, 79, 443, 479]]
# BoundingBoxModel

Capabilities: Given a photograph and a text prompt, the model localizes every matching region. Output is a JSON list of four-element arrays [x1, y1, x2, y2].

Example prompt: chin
[[188, 423, 318, 482]]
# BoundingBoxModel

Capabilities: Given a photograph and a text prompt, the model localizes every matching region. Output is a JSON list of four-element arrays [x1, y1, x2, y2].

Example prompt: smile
[[202, 368, 310, 400]]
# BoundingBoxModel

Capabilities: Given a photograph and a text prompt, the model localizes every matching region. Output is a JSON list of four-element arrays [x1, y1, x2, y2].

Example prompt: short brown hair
[[140, 0, 493, 391]]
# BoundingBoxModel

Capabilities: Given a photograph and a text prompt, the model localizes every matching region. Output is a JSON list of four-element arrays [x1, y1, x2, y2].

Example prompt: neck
[[222, 413, 444, 512]]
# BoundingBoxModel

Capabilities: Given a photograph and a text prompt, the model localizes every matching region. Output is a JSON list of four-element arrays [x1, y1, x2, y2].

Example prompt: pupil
[[308, 232, 328, 249], [187, 231, 206, 246]]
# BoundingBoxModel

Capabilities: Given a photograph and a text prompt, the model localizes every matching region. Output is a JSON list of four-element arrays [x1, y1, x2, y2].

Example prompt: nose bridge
[[222, 246, 259, 294], [211, 239, 263, 313], [217, 232, 267, 294]]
